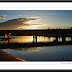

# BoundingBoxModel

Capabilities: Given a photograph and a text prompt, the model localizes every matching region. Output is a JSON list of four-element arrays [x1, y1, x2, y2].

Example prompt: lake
[[0, 36, 72, 61]]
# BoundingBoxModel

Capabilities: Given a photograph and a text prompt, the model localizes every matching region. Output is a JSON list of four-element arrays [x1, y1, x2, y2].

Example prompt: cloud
[[0, 16, 6, 22], [27, 17, 39, 19], [4, 15, 7, 16], [31, 24, 41, 25], [0, 19, 5, 22], [0, 18, 40, 30], [18, 15, 23, 16], [0, 16, 6, 19], [38, 14, 72, 17]]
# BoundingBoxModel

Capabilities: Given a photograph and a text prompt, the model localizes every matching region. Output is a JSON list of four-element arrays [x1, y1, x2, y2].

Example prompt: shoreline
[[0, 50, 26, 61]]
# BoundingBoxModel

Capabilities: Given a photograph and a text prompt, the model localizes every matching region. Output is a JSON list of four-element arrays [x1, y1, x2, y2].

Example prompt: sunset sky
[[0, 10, 72, 30]]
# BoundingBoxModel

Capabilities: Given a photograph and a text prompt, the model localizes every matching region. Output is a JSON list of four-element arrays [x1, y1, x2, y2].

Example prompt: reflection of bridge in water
[[0, 40, 72, 49], [0, 29, 72, 44]]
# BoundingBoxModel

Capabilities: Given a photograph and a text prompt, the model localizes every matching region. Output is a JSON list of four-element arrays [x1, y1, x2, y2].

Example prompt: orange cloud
[[0, 16, 6, 19]]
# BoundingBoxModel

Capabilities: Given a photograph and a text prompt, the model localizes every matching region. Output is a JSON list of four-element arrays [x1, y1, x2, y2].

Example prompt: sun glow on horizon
[[18, 18, 43, 29], [17, 25, 41, 30], [27, 25, 40, 29]]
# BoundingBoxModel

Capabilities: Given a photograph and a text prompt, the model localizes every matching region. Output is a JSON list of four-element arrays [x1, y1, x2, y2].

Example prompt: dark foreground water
[[0, 36, 72, 61], [2, 45, 72, 61]]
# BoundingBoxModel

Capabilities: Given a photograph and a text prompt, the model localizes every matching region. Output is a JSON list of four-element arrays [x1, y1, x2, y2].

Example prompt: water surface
[[2, 45, 72, 61], [0, 36, 72, 61]]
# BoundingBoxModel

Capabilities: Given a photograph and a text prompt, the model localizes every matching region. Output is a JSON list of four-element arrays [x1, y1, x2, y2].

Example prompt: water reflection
[[0, 36, 72, 44], [0, 36, 72, 61], [58, 37, 62, 42], [66, 37, 71, 41], [11, 36, 33, 43], [12, 47, 43, 52], [10, 36, 56, 43], [5, 40, 7, 45]]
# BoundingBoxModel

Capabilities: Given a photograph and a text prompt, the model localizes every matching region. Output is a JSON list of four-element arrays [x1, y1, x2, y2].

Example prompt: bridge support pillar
[[55, 35, 58, 42], [62, 35, 65, 43], [33, 35, 37, 43], [8, 39, 11, 44]]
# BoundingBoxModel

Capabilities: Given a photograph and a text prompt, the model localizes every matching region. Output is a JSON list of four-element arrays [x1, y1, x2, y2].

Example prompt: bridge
[[0, 29, 72, 43]]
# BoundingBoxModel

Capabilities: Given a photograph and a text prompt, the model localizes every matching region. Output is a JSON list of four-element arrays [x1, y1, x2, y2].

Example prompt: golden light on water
[[0, 35, 72, 47], [37, 36, 56, 42], [11, 36, 33, 43], [10, 36, 56, 43], [2, 36, 72, 45]]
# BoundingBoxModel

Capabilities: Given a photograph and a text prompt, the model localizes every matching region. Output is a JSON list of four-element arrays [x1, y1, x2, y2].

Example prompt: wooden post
[[62, 35, 65, 42]]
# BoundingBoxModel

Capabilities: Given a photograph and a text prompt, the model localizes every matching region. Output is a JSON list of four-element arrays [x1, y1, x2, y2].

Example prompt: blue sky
[[0, 10, 72, 30]]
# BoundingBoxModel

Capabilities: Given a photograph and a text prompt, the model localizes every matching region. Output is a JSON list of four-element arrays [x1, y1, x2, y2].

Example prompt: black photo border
[[0, 0, 72, 71], [0, 0, 71, 2]]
